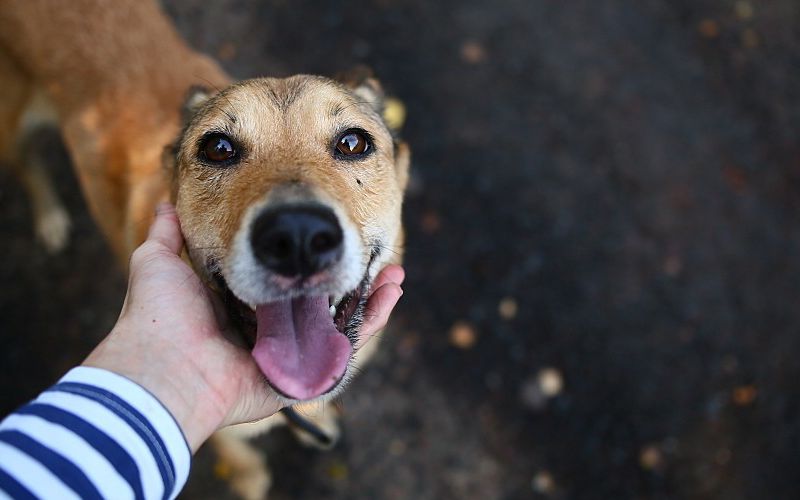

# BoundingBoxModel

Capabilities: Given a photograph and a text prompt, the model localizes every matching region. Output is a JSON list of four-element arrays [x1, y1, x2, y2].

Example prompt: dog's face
[[171, 75, 409, 402]]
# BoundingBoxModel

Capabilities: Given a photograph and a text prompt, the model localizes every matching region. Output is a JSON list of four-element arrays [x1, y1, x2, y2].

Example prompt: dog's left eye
[[335, 129, 371, 157], [200, 133, 238, 164]]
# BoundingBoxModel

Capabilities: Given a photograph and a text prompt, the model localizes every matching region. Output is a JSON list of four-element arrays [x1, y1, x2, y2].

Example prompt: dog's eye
[[335, 129, 371, 157], [201, 133, 238, 164]]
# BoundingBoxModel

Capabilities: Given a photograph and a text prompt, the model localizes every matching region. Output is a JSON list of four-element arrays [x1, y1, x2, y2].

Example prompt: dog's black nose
[[250, 205, 343, 278]]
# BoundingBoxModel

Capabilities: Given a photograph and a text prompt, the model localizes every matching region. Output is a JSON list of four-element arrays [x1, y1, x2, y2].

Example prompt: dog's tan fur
[[173, 77, 408, 299], [0, 0, 229, 258], [0, 1, 409, 498]]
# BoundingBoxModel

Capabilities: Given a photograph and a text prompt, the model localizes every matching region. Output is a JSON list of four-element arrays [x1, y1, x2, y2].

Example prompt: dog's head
[[168, 74, 409, 403]]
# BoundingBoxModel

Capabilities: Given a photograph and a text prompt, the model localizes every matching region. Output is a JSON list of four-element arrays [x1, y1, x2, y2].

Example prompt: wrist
[[83, 326, 229, 452]]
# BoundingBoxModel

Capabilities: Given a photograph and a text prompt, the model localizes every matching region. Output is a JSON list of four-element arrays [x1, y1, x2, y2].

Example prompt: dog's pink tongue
[[252, 296, 352, 400]]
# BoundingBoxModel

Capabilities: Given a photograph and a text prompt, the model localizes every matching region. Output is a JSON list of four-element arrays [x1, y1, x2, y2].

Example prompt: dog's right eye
[[200, 133, 238, 164]]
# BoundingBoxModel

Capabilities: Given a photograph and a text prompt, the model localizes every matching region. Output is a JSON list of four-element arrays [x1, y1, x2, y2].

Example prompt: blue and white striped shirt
[[0, 367, 191, 499]]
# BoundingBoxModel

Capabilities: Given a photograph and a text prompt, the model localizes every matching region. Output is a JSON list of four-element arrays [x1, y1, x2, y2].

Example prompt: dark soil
[[2, 0, 800, 498]]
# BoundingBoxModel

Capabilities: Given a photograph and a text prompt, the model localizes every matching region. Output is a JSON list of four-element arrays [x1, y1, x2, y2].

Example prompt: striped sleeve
[[0, 367, 191, 500]]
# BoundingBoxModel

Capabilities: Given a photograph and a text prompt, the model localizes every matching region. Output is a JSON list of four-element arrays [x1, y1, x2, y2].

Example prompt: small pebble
[[538, 367, 564, 397], [531, 470, 556, 494], [639, 444, 663, 470]]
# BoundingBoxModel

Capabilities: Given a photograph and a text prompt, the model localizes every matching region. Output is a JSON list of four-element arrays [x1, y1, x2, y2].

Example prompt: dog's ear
[[336, 66, 407, 134], [337, 67, 410, 190], [337, 66, 383, 107], [181, 85, 214, 124], [394, 140, 411, 192]]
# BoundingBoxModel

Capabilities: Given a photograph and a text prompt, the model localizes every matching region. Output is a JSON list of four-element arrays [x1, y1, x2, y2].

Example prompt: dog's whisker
[[197, 76, 224, 95], [196, 76, 240, 119], [187, 245, 226, 251], [357, 332, 386, 348], [372, 244, 404, 257], [348, 365, 365, 377], [336, 99, 373, 114], [353, 335, 386, 355]]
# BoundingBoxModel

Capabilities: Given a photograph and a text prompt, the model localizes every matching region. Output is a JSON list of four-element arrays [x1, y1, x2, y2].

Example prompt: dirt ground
[[2, 0, 800, 498]]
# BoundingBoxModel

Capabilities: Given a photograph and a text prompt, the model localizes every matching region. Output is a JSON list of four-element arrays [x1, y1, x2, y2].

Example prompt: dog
[[0, 1, 410, 498]]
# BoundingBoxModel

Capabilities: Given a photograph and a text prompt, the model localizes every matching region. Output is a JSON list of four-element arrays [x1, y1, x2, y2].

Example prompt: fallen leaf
[[732, 385, 757, 406], [698, 19, 720, 39], [421, 211, 441, 234], [383, 97, 407, 131], [449, 321, 478, 349], [327, 461, 348, 480]]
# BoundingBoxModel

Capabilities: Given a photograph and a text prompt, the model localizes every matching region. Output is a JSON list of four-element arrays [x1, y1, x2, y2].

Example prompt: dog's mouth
[[212, 254, 375, 401]]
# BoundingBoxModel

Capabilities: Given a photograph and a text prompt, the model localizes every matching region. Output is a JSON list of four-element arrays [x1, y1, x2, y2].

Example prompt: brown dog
[[0, 1, 409, 498]]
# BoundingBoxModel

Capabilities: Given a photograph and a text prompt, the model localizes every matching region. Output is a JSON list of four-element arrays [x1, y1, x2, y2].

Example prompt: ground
[[1, 0, 799, 498]]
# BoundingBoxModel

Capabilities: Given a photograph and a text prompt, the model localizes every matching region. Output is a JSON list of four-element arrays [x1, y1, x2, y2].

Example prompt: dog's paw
[[222, 460, 271, 500], [36, 206, 71, 253]]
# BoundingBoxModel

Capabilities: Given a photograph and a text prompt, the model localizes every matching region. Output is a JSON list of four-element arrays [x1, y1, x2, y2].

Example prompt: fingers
[[362, 282, 403, 337], [361, 264, 405, 337], [147, 202, 184, 255], [371, 264, 405, 292]]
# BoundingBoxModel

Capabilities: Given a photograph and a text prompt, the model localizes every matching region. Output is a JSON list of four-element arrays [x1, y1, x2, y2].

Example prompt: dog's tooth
[[330, 304, 336, 317]]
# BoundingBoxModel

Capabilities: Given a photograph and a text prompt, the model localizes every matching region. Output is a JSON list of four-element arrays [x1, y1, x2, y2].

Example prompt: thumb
[[147, 202, 185, 255]]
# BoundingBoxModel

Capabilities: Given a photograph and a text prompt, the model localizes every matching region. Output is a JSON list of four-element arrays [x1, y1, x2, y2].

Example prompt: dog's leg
[[0, 51, 70, 253], [15, 97, 71, 254], [16, 135, 72, 253], [209, 404, 340, 499], [211, 427, 273, 500]]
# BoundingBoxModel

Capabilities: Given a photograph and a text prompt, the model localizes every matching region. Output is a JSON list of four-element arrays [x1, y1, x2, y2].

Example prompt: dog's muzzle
[[250, 204, 343, 279]]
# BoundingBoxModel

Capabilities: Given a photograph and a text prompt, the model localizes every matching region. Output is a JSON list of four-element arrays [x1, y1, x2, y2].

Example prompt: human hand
[[83, 203, 404, 452]]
